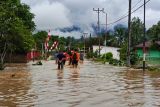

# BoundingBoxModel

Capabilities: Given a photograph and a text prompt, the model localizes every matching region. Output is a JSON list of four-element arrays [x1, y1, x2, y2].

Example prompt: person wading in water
[[72, 49, 80, 68], [80, 51, 84, 63], [57, 50, 65, 70]]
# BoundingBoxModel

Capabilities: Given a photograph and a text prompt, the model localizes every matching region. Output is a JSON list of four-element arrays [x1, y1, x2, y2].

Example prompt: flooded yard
[[0, 60, 160, 107]]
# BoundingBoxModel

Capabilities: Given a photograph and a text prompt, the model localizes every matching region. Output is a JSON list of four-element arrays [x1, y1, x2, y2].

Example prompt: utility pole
[[83, 33, 88, 56], [127, 0, 131, 67], [103, 13, 108, 60], [105, 13, 107, 51], [41, 43, 44, 60], [143, 0, 146, 71], [89, 33, 92, 52], [93, 8, 104, 56]]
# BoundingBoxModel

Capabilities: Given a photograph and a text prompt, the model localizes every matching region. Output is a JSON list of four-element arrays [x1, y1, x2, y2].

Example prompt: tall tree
[[114, 24, 127, 47], [0, 0, 35, 69], [131, 17, 144, 47], [33, 31, 47, 50], [16, 3, 35, 31], [147, 21, 160, 41]]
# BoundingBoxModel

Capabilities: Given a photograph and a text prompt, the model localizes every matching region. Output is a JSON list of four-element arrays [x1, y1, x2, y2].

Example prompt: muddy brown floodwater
[[0, 60, 160, 107]]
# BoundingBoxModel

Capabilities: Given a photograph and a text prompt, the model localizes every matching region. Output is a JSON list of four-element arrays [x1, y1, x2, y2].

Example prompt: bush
[[86, 51, 98, 58], [109, 58, 124, 66], [109, 58, 118, 65], [86, 52, 94, 58], [120, 44, 127, 61], [120, 43, 139, 65], [130, 51, 139, 65], [102, 52, 113, 61]]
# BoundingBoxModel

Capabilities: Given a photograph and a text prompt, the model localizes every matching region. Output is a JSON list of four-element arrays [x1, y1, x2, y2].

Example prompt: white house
[[93, 45, 120, 60]]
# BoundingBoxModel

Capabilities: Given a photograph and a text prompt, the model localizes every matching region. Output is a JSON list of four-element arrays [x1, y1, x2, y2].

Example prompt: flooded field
[[0, 60, 160, 107]]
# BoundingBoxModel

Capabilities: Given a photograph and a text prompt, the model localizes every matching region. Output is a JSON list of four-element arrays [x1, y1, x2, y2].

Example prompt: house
[[93, 45, 120, 60], [134, 41, 160, 65], [135, 41, 160, 58]]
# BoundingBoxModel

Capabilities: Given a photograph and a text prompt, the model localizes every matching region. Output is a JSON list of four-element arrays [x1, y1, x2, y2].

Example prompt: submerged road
[[0, 60, 160, 107]]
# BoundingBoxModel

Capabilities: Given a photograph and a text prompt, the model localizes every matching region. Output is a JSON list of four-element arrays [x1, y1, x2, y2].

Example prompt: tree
[[33, 31, 47, 50], [58, 37, 66, 50], [147, 21, 160, 41], [16, 3, 35, 31], [114, 24, 127, 47], [131, 17, 144, 47], [0, 0, 35, 70]]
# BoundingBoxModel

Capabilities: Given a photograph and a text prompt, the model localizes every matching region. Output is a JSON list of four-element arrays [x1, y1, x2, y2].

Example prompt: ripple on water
[[0, 60, 160, 107]]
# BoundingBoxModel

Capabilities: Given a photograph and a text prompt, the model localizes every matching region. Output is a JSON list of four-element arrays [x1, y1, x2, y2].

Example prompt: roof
[[135, 41, 160, 48], [156, 41, 160, 45], [135, 41, 151, 48]]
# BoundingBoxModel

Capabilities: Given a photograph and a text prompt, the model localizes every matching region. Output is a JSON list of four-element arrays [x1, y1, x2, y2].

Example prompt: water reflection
[[0, 61, 160, 107], [57, 70, 64, 86], [119, 70, 145, 107], [119, 70, 160, 107], [69, 68, 80, 80], [0, 64, 35, 107]]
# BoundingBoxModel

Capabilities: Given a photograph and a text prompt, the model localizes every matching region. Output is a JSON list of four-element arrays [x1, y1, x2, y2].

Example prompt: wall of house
[[93, 46, 120, 60], [137, 49, 160, 65], [137, 49, 160, 58], [5, 54, 28, 63], [137, 49, 143, 57]]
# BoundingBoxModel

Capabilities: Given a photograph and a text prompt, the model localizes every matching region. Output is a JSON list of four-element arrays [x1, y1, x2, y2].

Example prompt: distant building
[[134, 41, 160, 65], [92, 45, 120, 60], [135, 41, 160, 58]]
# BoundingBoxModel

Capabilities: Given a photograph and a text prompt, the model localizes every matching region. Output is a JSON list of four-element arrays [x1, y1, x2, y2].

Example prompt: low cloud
[[21, 0, 160, 38], [31, 1, 72, 30]]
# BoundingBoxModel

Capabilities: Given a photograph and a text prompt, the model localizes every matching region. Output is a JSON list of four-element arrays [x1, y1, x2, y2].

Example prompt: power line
[[119, 0, 143, 19], [132, 0, 143, 10], [107, 0, 151, 26]]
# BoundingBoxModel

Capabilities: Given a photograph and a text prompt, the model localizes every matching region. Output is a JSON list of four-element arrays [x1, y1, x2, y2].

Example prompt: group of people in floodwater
[[55, 49, 84, 70]]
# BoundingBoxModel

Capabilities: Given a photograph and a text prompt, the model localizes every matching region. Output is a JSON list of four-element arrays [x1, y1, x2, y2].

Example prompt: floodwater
[[0, 60, 160, 107]]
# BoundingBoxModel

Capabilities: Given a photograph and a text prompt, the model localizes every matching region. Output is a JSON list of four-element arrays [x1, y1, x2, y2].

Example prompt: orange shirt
[[71, 52, 80, 61], [77, 53, 80, 61]]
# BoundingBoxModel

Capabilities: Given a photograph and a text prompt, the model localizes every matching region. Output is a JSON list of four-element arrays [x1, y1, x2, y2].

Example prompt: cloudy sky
[[21, 0, 160, 38]]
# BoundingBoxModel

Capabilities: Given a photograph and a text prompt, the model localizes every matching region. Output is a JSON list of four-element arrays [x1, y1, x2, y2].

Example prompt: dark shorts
[[80, 57, 84, 61], [72, 59, 78, 65], [58, 60, 63, 64]]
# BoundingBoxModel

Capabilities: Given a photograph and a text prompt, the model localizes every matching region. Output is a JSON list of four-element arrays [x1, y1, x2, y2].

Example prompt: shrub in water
[[102, 52, 113, 61]]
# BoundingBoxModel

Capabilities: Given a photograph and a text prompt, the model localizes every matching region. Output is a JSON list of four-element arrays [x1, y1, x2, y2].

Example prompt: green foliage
[[109, 58, 118, 65], [86, 51, 98, 58], [58, 37, 66, 50], [150, 43, 159, 50], [120, 43, 127, 61], [109, 58, 124, 66], [120, 43, 139, 65], [114, 24, 127, 47], [16, 4, 35, 31], [22, 34, 35, 52], [131, 17, 144, 46], [33, 31, 47, 50], [130, 51, 139, 65], [0, 0, 35, 53], [147, 21, 160, 41], [0, 0, 35, 69], [101, 52, 113, 61]]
